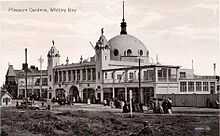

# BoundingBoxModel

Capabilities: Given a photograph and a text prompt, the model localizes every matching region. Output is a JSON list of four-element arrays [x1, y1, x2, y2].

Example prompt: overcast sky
[[0, 0, 219, 85]]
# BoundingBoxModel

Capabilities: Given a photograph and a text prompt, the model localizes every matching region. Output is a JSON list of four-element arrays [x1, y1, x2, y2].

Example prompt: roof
[[6, 65, 48, 78], [194, 75, 219, 80], [103, 64, 180, 72], [108, 34, 148, 58], [6, 65, 16, 77], [54, 62, 96, 69], [15, 70, 48, 78], [1, 90, 13, 99]]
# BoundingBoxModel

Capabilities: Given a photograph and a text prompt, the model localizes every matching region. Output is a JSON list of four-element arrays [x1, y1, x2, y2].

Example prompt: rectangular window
[[180, 82, 187, 92], [92, 69, 96, 80], [42, 78, 48, 86], [35, 78, 40, 86], [49, 75, 51, 82], [196, 82, 202, 91], [210, 82, 215, 94], [188, 81, 194, 92], [72, 70, 75, 81], [203, 82, 208, 91], [158, 70, 162, 77], [98, 72, 100, 80], [88, 69, 91, 80], [77, 70, 80, 80], [83, 69, 86, 80], [148, 70, 154, 81], [59, 71, 62, 82], [104, 72, 107, 79], [117, 74, 122, 80], [129, 72, 134, 80], [143, 71, 148, 80], [63, 71, 66, 81], [180, 72, 186, 78], [55, 71, 58, 83], [68, 70, 71, 81], [162, 68, 167, 78]]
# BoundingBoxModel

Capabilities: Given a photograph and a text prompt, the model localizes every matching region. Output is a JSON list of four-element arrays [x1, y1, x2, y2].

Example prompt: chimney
[[213, 63, 216, 76]]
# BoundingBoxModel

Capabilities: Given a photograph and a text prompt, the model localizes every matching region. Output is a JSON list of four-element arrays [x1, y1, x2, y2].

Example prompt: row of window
[[113, 49, 145, 56], [104, 69, 177, 82], [104, 70, 155, 81], [180, 81, 215, 92], [54, 69, 96, 83], [35, 78, 48, 86]]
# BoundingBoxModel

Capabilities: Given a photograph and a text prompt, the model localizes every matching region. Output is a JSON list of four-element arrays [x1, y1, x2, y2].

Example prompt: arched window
[[124, 51, 126, 56], [127, 49, 132, 56], [139, 50, 143, 56], [113, 49, 119, 56]]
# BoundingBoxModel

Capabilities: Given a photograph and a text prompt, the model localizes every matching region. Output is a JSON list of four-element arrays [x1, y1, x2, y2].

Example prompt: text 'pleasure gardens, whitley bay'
[[8, 7, 77, 13]]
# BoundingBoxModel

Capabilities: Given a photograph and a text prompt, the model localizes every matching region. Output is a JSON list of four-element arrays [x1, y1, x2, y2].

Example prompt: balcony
[[158, 77, 177, 82]]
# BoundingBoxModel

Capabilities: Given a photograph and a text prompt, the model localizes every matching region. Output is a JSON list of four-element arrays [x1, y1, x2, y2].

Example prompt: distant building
[[0, 89, 13, 107], [5, 64, 48, 99], [179, 69, 219, 94]]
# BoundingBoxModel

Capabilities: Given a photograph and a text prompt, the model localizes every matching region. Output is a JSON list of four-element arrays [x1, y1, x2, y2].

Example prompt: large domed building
[[5, 1, 219, 107], [45, 1, 219, 105]]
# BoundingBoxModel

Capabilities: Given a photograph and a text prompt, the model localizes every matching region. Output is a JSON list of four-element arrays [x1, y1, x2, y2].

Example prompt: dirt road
[[1, 105, 219, 136]]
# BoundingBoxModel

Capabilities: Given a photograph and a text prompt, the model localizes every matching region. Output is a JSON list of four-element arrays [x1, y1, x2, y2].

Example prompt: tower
[[47, 40, 60, 95], [95, 28, 110, 102]]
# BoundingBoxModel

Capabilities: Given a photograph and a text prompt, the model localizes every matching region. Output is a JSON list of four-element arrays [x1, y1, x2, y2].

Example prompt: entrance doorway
[[83, 88, 96, 104], [55, 88, 65, 100], [69, 86, 80, 102]]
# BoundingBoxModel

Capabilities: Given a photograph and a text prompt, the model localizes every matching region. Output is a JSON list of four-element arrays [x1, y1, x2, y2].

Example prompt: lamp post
[[38, 56, 44, 98]]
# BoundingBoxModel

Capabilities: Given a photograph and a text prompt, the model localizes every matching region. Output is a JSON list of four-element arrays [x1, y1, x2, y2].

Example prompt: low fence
[[157, 94, 220, 108]]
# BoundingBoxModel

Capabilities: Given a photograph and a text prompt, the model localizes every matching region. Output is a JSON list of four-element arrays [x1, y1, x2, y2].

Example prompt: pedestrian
[[167, 98, 172, 114], [103, 99, 107, 106], [162, 99, 168, 114], [121, 100, 125, 109]]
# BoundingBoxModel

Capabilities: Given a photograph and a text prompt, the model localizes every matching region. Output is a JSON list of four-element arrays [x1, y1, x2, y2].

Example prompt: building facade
[[5, 2, 219, 106], [5, 65, 48, 99]]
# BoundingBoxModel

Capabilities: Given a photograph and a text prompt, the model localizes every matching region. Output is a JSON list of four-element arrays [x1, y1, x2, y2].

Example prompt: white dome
[[108, 34, 149, 60]]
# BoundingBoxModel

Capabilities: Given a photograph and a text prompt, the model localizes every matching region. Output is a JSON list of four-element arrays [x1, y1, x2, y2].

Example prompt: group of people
[[103, 97, 173, 114], [151, 98, 173, 114], [161, 98, 172, 114]]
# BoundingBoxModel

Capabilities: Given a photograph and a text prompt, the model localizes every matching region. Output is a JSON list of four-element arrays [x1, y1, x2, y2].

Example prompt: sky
[[0, 0, 219, 85]]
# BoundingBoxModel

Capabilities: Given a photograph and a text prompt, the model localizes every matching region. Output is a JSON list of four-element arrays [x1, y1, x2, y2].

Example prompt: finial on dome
[[52, 40, 54, 46], [120, 0, 127, 35], [101, 28, 104, 35], [122, 0, 125, 22]]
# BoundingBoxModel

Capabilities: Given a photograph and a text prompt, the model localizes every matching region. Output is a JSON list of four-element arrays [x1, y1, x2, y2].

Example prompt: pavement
[[5, 100, 220, 115]]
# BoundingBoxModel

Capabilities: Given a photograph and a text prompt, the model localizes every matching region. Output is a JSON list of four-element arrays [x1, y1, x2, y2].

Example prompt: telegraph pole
[[138, 57, 141, 103], [25, 48, 28, 98], [38, 56, 44, 98]]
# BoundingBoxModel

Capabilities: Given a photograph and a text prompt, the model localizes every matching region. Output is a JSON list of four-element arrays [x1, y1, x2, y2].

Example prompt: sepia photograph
[[0, 0, 219, 136]]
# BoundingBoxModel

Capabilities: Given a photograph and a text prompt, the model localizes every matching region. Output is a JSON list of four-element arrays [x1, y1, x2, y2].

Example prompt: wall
[[157, 94, 220, 107]]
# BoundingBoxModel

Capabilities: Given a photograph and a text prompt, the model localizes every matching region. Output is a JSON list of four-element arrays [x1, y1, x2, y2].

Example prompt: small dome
[[47, 45, 60, 57], [96, 35, 108, 47], [108, 34, 148, 60]]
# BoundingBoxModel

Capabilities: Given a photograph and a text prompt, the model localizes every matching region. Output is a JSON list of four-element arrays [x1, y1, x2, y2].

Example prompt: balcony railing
[[158, 77, 177, 82]]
